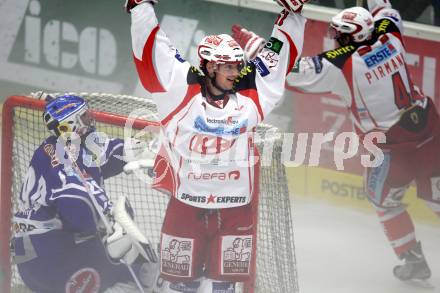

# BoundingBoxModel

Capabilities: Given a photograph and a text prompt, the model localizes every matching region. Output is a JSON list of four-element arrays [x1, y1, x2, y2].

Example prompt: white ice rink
[[293, 198, 440, 293]]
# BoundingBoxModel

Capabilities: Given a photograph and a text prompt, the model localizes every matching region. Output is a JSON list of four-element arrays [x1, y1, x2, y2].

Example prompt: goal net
[[0, 93, 298, 293]]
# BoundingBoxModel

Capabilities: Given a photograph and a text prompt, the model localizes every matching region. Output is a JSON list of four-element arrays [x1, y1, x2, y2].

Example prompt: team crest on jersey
[[362, 41, 397, 68], [221, 235, 253, 275], [65, 268, 100, 293], [161, 234, 193, 277], [188, 133, 237, 154]]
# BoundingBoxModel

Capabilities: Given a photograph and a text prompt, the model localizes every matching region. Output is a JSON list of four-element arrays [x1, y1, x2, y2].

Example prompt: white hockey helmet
[[197, 34, 245, 66], [43, 95, 95, 137], [329, 7, 374, 43]]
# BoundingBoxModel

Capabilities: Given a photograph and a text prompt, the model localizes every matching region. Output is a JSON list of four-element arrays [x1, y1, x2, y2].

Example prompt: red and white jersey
[[130, 4, 306, 208], [287, 10, 425, 136], [370, 4, 403, 32]]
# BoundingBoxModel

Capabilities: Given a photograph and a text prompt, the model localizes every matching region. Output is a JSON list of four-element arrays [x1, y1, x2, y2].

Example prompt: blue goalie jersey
[[12, 134, 136, 293]]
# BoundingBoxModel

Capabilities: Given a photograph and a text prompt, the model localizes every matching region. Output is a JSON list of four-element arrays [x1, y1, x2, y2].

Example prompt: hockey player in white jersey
[[232, 0, 440, 283], [125, 0, 308, 291], [13, 94, 158, 293]]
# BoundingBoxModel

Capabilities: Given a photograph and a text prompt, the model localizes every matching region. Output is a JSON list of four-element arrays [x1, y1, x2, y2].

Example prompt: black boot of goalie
[[393, 242, 431, 281]]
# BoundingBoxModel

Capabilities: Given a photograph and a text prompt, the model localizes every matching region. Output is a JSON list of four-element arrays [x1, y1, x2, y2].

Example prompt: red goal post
[[1, 93, 298, 293]]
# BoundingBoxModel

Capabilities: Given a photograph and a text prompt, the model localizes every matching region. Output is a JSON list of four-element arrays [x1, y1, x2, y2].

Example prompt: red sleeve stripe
[[134, 26, 166, 93], [390, 31, 404, 45], [278, 0, 291, 10], [239, 89, 264, 121], [161, 84, 200, 125], [372, 7, 384, 17], [279, 29, 298, 74], [342, 58, 361, 123]]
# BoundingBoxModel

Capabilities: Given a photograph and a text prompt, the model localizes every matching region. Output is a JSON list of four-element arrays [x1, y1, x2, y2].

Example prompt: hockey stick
[[62, 143, 146, 293]]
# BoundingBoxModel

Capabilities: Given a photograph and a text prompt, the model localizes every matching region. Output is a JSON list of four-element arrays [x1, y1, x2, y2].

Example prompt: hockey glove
[[125, 0, 157, 13], [231, 24, 266, 61], [30, 91, 55, 102], [273, 0, 310, 13], [123, 137, 157, 174], [367, 0, 392, 13]]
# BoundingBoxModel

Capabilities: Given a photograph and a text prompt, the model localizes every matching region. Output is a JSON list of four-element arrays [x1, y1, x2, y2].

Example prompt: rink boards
[[287, 165, 440, 226]]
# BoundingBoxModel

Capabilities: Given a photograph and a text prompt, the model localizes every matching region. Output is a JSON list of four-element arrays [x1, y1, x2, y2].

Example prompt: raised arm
[[233, 6, 308, 119], [367, 0, 403, 33], [128, 1, 192, 118], [286, 53, 351, 100]]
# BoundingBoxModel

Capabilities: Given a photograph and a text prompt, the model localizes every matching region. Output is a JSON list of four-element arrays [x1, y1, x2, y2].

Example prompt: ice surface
[[294, 198, 440, 293]]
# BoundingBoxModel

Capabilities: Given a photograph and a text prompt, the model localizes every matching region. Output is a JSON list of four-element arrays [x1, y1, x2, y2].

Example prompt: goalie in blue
[[12, 94, 158, 293]]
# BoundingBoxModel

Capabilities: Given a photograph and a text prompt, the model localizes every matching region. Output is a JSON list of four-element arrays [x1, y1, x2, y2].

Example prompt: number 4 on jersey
[[392, 72, 412, 109]]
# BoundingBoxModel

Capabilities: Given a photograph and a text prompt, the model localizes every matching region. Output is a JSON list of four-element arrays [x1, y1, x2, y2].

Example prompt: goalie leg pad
[[138, 260, 160, 289], [106, 230, 137, 262]]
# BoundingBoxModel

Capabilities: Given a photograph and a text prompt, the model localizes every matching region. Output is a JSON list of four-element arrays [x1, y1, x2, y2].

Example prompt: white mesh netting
[[3, 93, 298, 293]]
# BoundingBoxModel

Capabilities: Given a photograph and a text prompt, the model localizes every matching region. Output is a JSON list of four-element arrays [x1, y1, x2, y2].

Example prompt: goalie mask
[[329, 7, 374, 46], [43, 95, 95, 137]]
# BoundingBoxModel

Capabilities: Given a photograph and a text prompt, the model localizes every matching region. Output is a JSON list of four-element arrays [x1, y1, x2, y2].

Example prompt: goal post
[[1, 93, 298, 293]]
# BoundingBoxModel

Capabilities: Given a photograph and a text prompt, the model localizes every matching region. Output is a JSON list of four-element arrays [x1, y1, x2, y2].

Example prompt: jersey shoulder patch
[[234, 64, 257, 92], [187, 66, 204, 85], [374, 18, 400, 38], [320, 45, 357, 69]]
